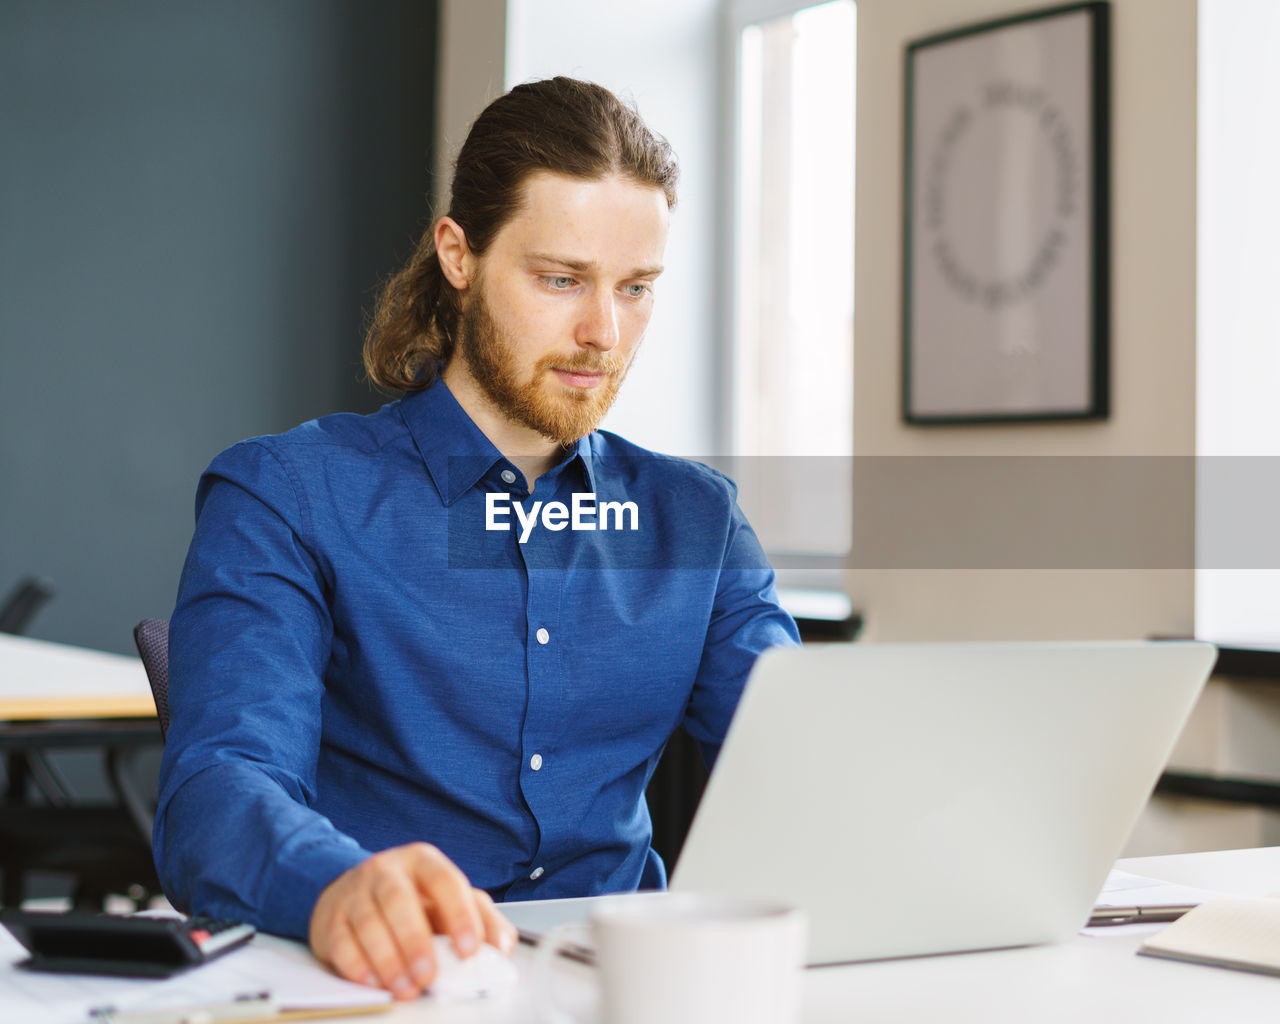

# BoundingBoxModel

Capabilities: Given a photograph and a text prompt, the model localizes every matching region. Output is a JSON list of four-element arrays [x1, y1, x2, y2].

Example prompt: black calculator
[[0, 909, 256, 977]]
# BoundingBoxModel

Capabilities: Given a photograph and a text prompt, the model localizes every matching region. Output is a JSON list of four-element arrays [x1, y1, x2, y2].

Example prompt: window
[[725, 0, 855, 562], [1194, 0, 1280, 645]]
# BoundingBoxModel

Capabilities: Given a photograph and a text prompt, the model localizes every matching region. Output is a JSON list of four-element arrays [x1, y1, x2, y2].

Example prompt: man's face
[[453, 171, 669, 446]]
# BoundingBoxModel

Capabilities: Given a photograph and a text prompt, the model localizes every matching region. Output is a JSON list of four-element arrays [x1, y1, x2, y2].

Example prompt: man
[[155, 77, 798, 1001]]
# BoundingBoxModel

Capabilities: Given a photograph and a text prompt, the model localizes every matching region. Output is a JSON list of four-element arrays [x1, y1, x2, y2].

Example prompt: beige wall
[[849, 0, 1198, 642], [433, 0, 507, 215]]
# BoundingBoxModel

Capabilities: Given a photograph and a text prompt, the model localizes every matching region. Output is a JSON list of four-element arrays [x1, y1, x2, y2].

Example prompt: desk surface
[[0, 633, 155, 721], [242, 845, 1280, 1023]]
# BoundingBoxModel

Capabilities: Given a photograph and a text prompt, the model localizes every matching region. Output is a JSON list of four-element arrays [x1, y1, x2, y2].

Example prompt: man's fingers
[[324, 918, 379, 989], [408, 844, 485, 956], [348, 898, 421, 1000], [309, 842, 506, 998], [371, 866, 438, 990], [473, 888, 519, 954]]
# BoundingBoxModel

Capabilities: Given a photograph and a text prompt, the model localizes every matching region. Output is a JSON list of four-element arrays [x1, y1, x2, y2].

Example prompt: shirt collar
[[575, 439, 599, 494], [400, 380, 597, 505]]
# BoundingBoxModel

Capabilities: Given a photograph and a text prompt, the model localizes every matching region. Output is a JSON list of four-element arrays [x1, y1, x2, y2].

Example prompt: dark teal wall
[[0, 0, 438, 654]]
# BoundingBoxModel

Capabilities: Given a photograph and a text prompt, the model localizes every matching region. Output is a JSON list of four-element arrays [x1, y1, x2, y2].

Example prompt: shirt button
[[500, 469, 517, 484], [530, 866, 544, 881], [536, 628, 550, 645], [530, 753, 543, 771]]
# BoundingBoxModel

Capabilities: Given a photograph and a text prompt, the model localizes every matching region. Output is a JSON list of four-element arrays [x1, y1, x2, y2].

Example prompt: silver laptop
[[504, 640, 1216, 966]]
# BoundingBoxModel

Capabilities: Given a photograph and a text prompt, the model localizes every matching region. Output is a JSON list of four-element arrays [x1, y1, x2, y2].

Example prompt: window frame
[[718, 0, 855, 584]]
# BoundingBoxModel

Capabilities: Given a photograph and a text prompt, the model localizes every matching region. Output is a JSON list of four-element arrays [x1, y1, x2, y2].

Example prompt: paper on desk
[[1095, 868, 1225, 908], [124, 943, 392, 1014], [1080, 869, 1228, 937], [1, 926, 154, 1024], [0, 925, 391, 1024]]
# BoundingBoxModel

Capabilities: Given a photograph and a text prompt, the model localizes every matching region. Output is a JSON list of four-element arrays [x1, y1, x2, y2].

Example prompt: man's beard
[[456, 287, 633, 446]]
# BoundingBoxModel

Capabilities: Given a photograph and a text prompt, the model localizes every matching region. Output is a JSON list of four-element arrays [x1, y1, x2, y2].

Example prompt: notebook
[[1139, 896, 1280, 976], [504, 640, 1217, 966]]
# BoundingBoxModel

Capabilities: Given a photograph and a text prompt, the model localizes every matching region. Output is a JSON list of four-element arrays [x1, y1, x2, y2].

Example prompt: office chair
[[0, 576, 55, 635], [132, 619, 170, 740]]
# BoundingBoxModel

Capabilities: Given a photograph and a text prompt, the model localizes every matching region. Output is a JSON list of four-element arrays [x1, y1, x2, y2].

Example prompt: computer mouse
[[427, 934, 520, 1001]]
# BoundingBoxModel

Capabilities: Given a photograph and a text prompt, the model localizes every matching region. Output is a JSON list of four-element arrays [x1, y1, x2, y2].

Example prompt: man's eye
[[546, 276, 575, 289], [624, 283, 650, 298]]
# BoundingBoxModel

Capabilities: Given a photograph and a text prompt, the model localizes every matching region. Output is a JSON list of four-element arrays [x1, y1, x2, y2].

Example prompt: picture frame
[[902, 2, 1110, 424]]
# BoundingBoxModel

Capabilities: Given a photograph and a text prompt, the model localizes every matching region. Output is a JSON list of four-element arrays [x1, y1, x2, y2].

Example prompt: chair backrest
[[0, 576, 55, 634], [132, 618, 171, 740]]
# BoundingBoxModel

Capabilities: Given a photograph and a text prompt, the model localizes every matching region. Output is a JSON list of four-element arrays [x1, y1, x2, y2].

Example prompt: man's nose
[[576, 291, 620, 350]]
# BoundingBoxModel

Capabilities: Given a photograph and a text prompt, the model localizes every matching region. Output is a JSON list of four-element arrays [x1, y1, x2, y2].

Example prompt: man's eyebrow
[[525, 252, 664, 278]]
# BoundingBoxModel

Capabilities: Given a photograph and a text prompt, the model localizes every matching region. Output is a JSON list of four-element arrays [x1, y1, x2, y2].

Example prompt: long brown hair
[[363, 77, 679, 393]]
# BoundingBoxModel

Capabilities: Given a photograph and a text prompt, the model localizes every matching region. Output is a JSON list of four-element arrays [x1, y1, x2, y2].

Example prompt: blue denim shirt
[[154, 380, 798, 939]]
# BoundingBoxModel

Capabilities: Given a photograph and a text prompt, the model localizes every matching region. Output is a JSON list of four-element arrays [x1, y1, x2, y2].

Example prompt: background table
[[0, 633, 156, 721], [0, 633, 160, 906]]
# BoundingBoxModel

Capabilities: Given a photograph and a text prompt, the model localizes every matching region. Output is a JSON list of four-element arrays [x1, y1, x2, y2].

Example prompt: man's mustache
[[543, 352, 626, 376]]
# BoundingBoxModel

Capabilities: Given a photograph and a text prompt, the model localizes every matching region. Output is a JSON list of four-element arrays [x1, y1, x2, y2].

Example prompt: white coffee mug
[[538, 892, 807, 1024]]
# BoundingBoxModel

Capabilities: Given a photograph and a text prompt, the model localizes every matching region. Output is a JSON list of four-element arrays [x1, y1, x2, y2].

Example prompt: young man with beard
[[155, 78, 798, 1000]]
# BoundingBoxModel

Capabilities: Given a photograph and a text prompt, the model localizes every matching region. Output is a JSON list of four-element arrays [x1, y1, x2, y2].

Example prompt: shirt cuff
[[260, 838, 371, 941]]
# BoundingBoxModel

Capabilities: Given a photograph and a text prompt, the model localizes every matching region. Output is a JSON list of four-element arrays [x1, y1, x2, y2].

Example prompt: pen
[[518, 929, 596, 965], [1087, 904, 1198, 927], [89, 992, 275, 1024]]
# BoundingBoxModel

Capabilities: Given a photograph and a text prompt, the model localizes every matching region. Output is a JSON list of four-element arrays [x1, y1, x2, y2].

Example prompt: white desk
[[3, 847, 1276, 1022], [241, 846, 1280, 1023], [0, 633, 155, 721]]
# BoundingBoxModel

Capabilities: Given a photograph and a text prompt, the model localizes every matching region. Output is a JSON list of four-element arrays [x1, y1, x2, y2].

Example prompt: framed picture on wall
[[902, 2, 1110, 424]]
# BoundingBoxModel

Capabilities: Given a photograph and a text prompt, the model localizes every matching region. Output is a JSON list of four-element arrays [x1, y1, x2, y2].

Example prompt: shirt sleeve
[[680, 487, 802, 769], [153, 440, 370, 940]]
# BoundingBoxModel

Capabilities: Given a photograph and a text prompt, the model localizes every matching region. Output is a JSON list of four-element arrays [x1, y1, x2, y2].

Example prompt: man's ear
[[435, 216, 474, 292]]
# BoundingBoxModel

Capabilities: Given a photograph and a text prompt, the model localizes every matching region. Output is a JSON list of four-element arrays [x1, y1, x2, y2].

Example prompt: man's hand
[[308, 842, 518, 1000]]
